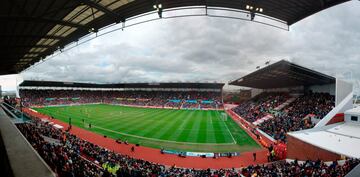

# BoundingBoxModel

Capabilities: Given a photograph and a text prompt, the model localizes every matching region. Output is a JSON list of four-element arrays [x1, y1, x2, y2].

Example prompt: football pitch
[[34, 104, 260, 152]]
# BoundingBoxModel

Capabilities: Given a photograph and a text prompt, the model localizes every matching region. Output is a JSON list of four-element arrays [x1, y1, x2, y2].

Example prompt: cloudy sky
[[1, 1, 359, 91]]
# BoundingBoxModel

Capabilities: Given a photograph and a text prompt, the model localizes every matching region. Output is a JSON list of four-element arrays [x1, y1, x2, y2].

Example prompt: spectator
[[232, 92, 334, 141], [20, 89, 224, 110], [16, 118, 359, 177]]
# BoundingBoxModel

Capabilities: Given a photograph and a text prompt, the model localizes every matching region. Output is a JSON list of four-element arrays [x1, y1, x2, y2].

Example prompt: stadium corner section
[[225, 107, 287, 160], [21, 106, 269, 169]]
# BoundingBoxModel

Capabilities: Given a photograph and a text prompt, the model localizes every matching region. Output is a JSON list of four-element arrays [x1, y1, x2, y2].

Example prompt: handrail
[[0, 103, 21, 119]]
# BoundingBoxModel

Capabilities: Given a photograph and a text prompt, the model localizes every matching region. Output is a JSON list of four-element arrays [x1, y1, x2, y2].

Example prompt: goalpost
[[220, 112, 227, 121]]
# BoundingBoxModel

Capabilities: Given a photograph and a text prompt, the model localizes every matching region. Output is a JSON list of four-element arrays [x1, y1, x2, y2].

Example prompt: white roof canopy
[[288, 122, 360, 158]]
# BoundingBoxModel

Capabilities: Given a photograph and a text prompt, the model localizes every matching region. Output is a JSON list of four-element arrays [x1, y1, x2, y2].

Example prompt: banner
[[162, 150, 182, 155], [45, 98, 55, 101], [138, 98, 150, 101], [169, 99, 181, 103], [59, 97, 69, 100], [185, 100, 197, 103], [218, 152, 240, 157], [201, 100, 214, 104], [186, 152, 215, 157]]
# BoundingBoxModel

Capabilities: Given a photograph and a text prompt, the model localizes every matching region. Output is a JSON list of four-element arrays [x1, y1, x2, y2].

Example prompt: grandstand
[[19, 81, 224, 109], [1, 0, 359, 177], [228, 60, 358, 163]]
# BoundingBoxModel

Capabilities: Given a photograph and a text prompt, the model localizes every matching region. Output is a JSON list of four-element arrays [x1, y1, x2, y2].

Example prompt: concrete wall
[[336, 79, 353, 106], [0, 107, 56, 177]]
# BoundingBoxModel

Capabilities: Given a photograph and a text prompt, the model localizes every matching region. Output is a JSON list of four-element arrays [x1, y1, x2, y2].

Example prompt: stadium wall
[[287, 134, 341, 161], [325, 113, 345, 125], [251, 88, 263, 98], [251, 86, 305, 98], [307, 83, 335, 95], [265, 86, 303, 93], [0, 107, 56, 177], [336, 79, 353, 106]]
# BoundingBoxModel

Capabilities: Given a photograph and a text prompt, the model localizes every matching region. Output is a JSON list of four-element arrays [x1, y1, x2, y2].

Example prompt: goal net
[[220, 112, 227, 121]]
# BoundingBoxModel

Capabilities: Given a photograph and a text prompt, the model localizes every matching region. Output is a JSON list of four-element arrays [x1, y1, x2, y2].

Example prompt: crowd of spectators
[[17, 118, 359, 177], [232, 92, 289, 123], [232, 92, 335, 141], [258, 92, 335, 141], [20, 89, 223, 109]]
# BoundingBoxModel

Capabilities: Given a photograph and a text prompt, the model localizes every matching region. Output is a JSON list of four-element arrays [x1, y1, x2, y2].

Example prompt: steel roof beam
[[0, 16, 85, 29], [0, 45, 49, 49], [78, 0, 121, 22], [0, 34, 64, 40]]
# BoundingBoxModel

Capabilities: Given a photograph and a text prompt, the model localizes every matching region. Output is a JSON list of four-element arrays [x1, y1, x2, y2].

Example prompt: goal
[[220, 112, 227, 121]]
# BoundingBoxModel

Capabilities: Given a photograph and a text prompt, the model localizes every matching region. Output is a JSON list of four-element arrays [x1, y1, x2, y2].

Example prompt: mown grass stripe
[[206, 111, 217, 143], [34, 104, 260, 152], [196, 111, 208, 143]]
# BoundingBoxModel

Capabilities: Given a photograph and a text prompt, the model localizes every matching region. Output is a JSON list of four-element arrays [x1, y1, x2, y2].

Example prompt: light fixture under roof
[[153, 3, 163, 18]]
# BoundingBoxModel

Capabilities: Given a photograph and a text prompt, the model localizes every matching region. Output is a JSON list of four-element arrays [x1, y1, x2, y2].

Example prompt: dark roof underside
[[1, 0, 350, 75], [19, 80, 224, 89], [229, 60, 336, 89]]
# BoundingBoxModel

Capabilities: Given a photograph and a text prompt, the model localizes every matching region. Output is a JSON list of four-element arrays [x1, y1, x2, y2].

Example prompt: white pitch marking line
[[92, 125, 236, 145], [217, 111, 237, 144]]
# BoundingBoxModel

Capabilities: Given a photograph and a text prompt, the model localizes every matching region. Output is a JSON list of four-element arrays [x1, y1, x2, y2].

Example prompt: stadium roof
[[1, 0, 350, 75], [229, 60, 336, 89], [288, 122, 360, 159], [19, 80, 224, 89]]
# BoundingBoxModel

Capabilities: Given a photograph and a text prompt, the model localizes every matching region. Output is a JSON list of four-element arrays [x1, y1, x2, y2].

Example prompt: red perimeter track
[[24, 108, 268, 169]]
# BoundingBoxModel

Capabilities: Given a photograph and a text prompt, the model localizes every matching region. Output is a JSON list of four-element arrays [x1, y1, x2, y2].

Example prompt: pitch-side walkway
[[24, 108, 268, 169]]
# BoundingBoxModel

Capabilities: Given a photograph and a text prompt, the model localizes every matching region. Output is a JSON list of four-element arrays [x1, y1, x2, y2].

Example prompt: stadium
[[1, 0, 360, 177]]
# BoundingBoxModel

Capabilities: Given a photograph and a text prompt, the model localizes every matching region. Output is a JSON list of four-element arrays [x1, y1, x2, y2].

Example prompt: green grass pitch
[[34, 104, 260, 152]]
